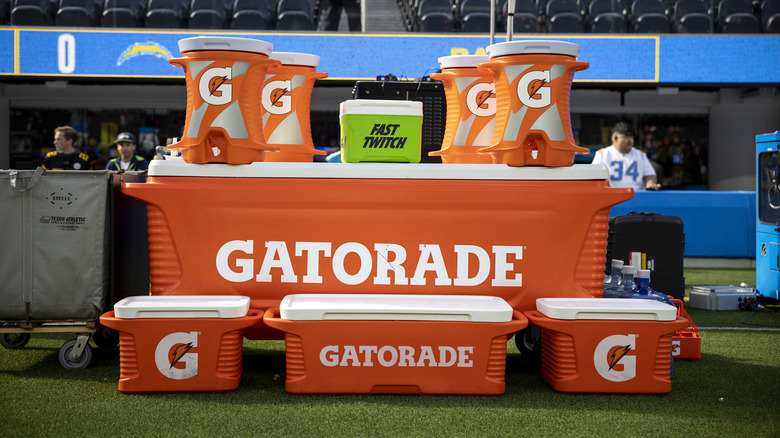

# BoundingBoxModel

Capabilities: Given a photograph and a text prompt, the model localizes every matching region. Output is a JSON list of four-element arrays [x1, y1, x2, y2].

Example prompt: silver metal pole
[[507, 0, 515, 42], [490, 0, 495, 45], [361, 0, 366, 32]]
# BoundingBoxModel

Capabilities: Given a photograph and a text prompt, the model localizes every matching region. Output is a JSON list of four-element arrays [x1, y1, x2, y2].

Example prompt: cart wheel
[[514, 325, 542, 355], [92, 325, 119, 349], [58, 339, 93, 370], [0, 333, 31, 349]]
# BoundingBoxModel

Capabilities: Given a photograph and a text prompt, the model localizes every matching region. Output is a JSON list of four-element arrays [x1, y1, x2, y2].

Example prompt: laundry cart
[[0, 168, 112, 369]]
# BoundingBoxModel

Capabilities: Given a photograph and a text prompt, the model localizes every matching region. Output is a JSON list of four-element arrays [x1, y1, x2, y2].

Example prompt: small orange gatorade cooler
[[525, 298, 689, 395], [478, 40, 589, 167], [167, 36, 280, 164], [262, 52, 328, 162], [263, 294, 528, 395], [429, 55, 495, 164], [99, 295, 261, 393], [670, 298, 701, 360]]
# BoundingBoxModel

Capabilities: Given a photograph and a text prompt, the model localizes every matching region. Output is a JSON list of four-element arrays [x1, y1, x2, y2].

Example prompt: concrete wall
[[709, 88, 780, 191]]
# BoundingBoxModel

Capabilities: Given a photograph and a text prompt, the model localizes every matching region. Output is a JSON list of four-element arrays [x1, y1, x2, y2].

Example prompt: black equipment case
[[606, 212, 686, 300]]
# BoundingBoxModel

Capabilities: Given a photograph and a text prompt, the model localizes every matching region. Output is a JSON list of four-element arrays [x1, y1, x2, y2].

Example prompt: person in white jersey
[[591, 122, 660, 190]]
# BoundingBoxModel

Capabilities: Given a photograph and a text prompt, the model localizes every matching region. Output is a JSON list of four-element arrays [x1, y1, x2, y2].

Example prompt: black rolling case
[[606, 212, 686, 300]]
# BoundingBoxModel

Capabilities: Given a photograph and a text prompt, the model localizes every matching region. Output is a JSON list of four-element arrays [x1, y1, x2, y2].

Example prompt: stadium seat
[[588, 0, 626, 17], [144, 0, 185, 27], [765, 12, 780, 31], [718, 12, 761, 32], [546, 11, 584, 31], [500, 0, 538, 32], [418, 11, 455, 31], [275, 9, 312, 29], [674, 11, 711, 32], [714, 0, 754, 30], [629, 0, 666, 13], [460, 11, 491, 30], [188, 0, 224, 28], [457, 0, 490, 16], [511, 10, 541, 31], [416, 0, 454, 30], [144, 8, 183, 27], [105, 0, 145, 16], [59, 0, 101, 22], [55, 5, 94, 25], [276, 0, 312, 19], [233, 0, 273, 23], [189, 8, 223, 27], [760, 0, 780, 29], [546, 0, 581, 16], [230, 8, 268, 28], [11, 4, 50, 24], [589, 12, 626, 32], [633, 11, 670, 31], [101, 6, 141, 26], [672, 0, 706, 16]]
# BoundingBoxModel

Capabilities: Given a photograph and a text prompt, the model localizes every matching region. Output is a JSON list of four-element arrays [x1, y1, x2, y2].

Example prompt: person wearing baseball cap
[[105, 132, 148, 172]]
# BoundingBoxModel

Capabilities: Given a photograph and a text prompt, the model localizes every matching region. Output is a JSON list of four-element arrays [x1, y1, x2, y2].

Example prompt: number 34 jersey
[[591, 145, 657, 191]]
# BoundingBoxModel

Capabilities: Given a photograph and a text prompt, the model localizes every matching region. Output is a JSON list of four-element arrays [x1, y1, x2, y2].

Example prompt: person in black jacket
[[105, 132, 148, 172], [42, 126, 91, 170]]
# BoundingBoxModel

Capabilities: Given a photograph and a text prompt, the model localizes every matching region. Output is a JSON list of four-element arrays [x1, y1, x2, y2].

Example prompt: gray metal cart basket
[[0, 168, 110, 369]]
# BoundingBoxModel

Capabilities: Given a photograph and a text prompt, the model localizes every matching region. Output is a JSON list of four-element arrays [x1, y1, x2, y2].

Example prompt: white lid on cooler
[[146, 160, 610, 181], [438, 54, 489, 69], [280, 294, 513, 322], [270, 51, 321, 67], [339, 99, 423, 116], [114, 295, 251, 319], [536, 298, 677, 321], [178, 36, 273, 56], [486, 40, 580, 59]]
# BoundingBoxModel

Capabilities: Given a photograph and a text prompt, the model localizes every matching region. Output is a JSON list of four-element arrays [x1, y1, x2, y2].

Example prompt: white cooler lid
[[178, 36, 273, 56], [339, 99, 423, 116], [438, 54, 489, 69], [114, 295, 250, 319], [536, 298, 677, 321], [270, 51, 320, 67], [486, 40, 580, 59], [280, 294, 513, 322], [147, 160, 609, 181]]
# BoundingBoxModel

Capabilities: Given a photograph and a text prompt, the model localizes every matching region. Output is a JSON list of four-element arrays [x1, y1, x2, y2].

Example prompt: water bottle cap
[[623, 265, 636, 274], [637, 269, 651, 279], [611, 259, 624, 268]]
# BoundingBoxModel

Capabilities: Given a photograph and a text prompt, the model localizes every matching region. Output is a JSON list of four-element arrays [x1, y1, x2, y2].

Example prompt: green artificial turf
[[1, 268, 779, 437]]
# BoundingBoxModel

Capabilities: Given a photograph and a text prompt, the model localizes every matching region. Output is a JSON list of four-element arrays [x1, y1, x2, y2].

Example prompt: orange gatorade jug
[[429, 55, 495, 164], [478, 40, 589, 167], [262, 52, 328, 162], [168, 36, 280, 164]]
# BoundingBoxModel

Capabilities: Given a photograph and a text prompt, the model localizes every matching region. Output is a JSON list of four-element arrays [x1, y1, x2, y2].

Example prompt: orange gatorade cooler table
[[100, 295, 261, 393], [525, 298, 689, 395], [263, 294, 527, 395], [121, 161, 632, 339]]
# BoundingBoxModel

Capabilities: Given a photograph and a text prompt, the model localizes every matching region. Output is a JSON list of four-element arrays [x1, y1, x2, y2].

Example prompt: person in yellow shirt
[[42, 126, 91, 170]]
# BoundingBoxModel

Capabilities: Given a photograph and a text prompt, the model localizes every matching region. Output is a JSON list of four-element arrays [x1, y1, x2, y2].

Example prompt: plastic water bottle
[[619, 265, 637, 295], [603, 259, 624, 298], [619, 269, 674, 306]]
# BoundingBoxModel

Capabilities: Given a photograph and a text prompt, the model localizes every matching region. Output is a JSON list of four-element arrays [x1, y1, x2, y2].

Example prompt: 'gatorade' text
[[320, 345, 474, 368], [216, 240, 524, 287]]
